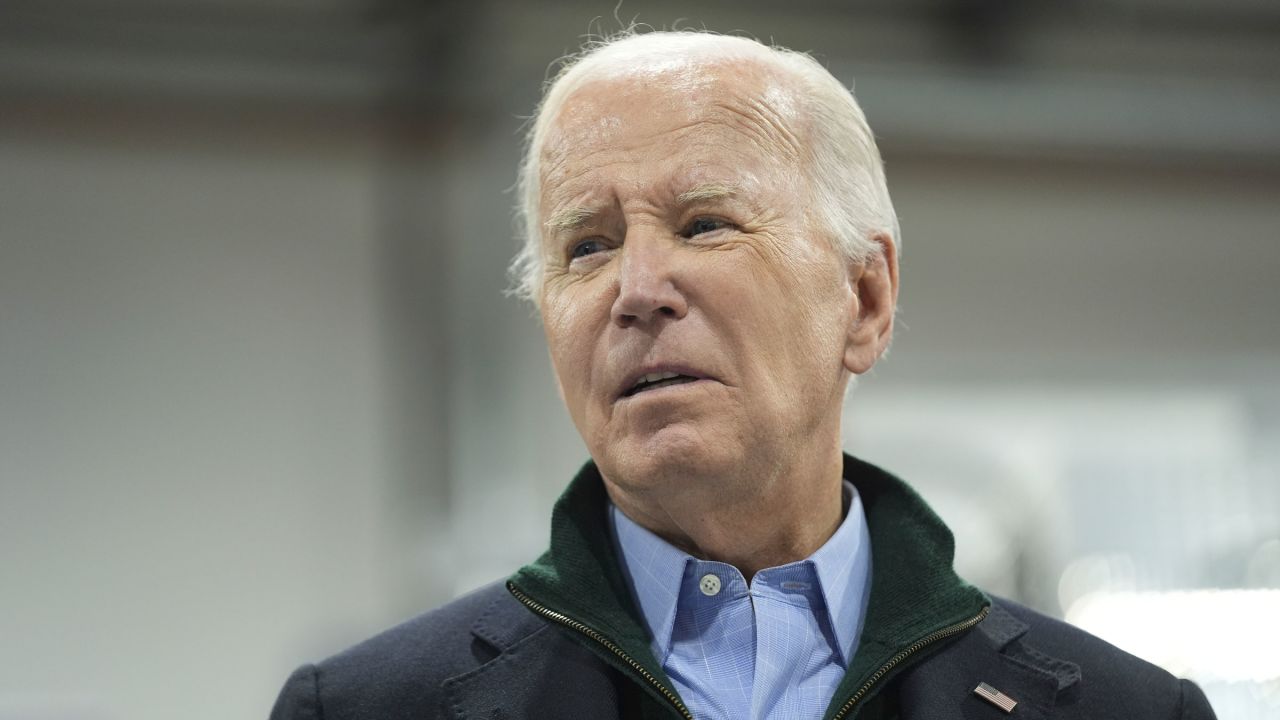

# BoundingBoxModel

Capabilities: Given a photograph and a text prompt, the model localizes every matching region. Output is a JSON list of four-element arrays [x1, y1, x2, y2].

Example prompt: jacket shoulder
[[992, 598, 1216, 719], [996, 598, 1169, 682], [270, 580, 542, 720]]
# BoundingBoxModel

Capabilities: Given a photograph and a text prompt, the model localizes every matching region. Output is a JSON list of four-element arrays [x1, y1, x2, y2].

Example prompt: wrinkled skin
[[537, 54, 898, 575]]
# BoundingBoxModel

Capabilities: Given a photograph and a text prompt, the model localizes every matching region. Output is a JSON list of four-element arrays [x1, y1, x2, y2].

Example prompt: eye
[[570, 238, 607, 260], [683, 217, 731, 238]]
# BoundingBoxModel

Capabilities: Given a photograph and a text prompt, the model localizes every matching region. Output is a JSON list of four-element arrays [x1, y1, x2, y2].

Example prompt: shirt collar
[[609, 480, 873, 667], [608, 504, 690, 664], [809, 480, 874, 666]]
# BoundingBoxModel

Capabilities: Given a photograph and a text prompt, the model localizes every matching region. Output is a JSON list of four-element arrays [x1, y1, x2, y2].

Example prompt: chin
[[598, 423, 741, 493]]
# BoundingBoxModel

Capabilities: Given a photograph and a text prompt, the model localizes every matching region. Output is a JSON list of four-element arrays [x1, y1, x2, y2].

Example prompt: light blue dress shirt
[[610, 481, 873, 720]]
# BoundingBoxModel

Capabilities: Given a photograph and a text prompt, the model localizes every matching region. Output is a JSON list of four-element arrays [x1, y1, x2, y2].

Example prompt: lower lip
[[618, 378, 715, 402]]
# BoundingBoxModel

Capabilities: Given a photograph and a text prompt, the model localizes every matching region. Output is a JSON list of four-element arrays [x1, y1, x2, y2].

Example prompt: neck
[[605, 440, 846, 580]]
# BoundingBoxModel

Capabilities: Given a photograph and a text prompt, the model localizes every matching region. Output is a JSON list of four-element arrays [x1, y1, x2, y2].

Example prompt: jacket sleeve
[[269, 664, 323, 720], [1177, 678, 1218, 720]]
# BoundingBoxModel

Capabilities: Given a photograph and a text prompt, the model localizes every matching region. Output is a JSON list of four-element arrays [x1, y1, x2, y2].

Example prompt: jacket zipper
[[507, 581, 694, 720], [829, 604, 991, 720], [510, 580, 987, 720]]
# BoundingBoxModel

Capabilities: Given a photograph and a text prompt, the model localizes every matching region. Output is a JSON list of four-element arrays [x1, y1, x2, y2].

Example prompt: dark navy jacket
[[269, 586, 1214, 720], [270, 457, 1216, 720]]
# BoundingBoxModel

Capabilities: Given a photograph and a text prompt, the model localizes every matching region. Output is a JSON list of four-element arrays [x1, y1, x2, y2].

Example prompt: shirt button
[[699, 573, 722, 596]]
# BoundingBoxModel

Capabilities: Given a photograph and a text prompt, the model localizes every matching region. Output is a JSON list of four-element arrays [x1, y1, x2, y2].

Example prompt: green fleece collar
[[507, 453, 989, 719], [827, 455, 991, 718]]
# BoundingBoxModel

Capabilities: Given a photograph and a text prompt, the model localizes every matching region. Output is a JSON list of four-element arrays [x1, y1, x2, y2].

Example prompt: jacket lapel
[[897, 602, 1080, 720], [506, 462, 685, 715], [442, 592, 623, 720]]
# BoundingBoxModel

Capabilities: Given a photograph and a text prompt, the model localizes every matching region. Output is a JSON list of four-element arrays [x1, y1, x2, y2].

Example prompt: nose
[[610, 233, 689, 328]]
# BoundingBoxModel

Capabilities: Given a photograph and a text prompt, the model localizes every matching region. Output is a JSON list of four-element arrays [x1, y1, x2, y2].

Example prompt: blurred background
[[2, 1, 1278, 718]]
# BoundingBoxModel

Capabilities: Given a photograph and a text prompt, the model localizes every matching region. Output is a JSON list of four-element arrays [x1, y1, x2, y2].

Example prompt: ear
[[843, 233, 899, 375]]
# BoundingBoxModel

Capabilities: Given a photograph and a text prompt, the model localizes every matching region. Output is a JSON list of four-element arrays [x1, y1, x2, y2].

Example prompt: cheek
[[752, 258, 852, 373], [545, 326, 588, 396], [545, 337, 597, 437], [542, 285, 612, 413]]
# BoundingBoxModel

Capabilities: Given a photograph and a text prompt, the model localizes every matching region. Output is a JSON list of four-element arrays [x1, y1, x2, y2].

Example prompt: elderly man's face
[[537, 59, 876, 496]]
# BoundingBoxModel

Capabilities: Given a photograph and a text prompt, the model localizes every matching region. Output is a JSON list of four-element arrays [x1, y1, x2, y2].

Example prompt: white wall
[[0, 111, 405, 720]]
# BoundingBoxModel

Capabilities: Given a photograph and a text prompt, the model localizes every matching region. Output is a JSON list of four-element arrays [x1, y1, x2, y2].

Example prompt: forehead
[[538, 60, 805, 205]]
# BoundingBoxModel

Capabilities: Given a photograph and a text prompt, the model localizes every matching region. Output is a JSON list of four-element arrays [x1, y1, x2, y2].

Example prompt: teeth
[[640, 371, 680, 384], [628, 370, 686, 394]]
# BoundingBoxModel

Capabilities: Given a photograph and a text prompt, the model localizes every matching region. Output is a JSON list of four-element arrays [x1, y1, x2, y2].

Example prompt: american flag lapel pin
[[974, 682, 1018, 713]]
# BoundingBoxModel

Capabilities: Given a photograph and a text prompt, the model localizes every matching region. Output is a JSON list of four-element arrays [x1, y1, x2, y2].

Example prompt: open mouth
[[622, 371, 700, 398]]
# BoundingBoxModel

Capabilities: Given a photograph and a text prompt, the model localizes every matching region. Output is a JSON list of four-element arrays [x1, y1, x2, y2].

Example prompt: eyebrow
[[676, 182, 742, 205], [544, 206, 597, 234]]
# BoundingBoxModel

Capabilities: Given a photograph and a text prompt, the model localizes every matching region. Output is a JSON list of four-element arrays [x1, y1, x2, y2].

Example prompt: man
[[271, 31, 1216, 720]]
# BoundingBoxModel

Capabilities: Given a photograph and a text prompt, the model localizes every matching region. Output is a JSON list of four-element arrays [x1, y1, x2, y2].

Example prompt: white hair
[[509, 30, 900, 308]]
